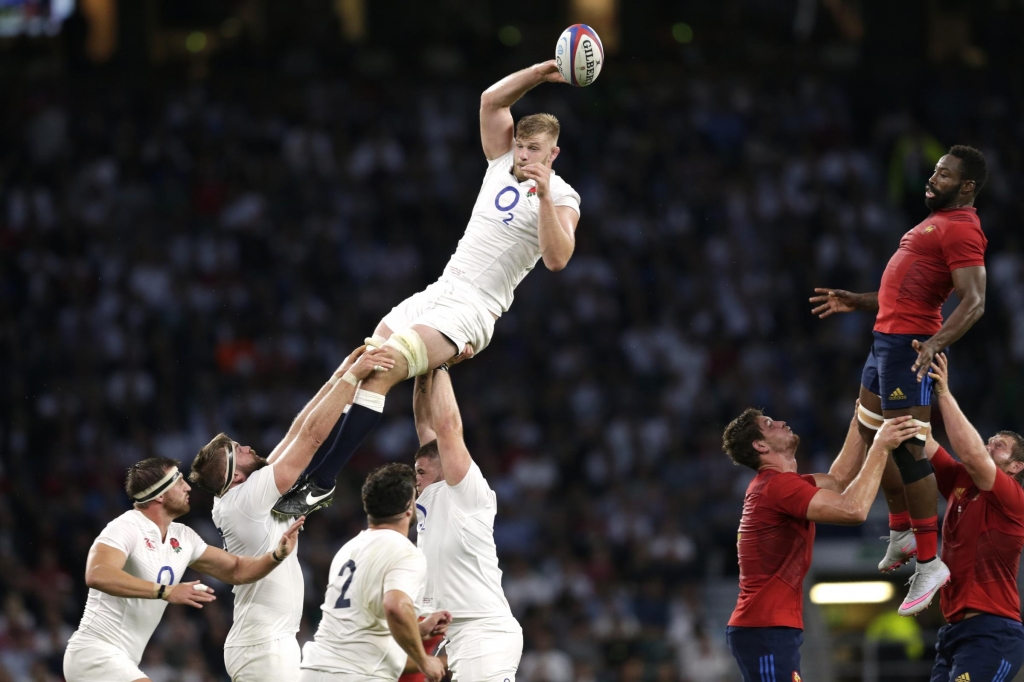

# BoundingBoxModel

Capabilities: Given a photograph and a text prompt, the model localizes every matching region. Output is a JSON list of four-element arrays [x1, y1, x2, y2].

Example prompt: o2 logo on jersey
[[156, 566, 175, 585], [494, 187, 520, 226], [416, 503, 428, 533]]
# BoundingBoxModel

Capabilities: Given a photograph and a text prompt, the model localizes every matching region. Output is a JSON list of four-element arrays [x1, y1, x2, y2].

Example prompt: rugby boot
[[898, 558, 950, 617], [878, 529, 918, 572], [272, 476, 335, 519]]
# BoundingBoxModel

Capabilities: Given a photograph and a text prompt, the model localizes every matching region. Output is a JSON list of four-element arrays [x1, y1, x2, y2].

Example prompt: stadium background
[[3, 0, 1024, 680]]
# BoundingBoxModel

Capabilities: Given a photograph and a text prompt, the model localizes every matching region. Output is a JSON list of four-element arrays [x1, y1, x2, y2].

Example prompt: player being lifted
[[411, 367, 523, 681], [63, 457, 303, 682], [273, 60, 582, 517], [188, 345, 395, 682], [811, 145, 988, 615]]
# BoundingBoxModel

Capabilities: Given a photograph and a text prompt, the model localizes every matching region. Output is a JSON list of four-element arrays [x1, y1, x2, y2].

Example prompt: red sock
[[889, 511, 912, 532], [911, 516, 939, 561]]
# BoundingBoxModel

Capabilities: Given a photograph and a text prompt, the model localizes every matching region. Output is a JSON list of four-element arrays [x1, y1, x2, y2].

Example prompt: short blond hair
[[515, 113, 560, 143], [190, 432, 232, 494]]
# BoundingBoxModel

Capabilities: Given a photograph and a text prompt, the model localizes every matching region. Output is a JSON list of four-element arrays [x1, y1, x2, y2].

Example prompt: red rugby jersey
[[397, 633, 444, 682], [933, 446, 1024, 623], [728, 470, 819, 629], [875, 207, 986, 335]]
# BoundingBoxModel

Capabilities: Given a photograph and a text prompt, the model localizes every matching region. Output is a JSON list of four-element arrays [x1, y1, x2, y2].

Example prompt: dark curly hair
[[948, 145, 988, 196], [362, 463, 416, 523], [722, 408, 766, 471]]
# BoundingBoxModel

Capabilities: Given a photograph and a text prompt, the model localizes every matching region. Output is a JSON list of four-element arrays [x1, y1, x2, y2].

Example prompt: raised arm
[[384, 590, 446, 682], [806, 417, 919, 525], [480, 61, 566, 160], [928, 353, 997, 490], [911, 266, 986, 381], [271, 347, 395, 495], [413, 373, 437, 446], [809, 288, 879, 319], [267, 345, 369, 465], [812, 404, 867, 493], [429, 369, 472, 486], [191, 516, 304, 585]]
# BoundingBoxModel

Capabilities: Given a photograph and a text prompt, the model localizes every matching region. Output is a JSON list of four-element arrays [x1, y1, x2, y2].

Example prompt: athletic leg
[[861, 345, 917, 571]]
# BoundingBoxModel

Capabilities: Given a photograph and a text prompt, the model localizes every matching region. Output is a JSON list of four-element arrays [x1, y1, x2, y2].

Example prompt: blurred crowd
[[4, 5, 1024, 682]]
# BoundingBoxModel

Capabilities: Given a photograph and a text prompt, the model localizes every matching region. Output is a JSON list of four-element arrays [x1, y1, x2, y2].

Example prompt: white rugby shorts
[[446, 616, 523, 682], [298, 671, 390, 682], [63, 642, 145, 682], [225, 635, 301, 682], [381, 278, 497, 355]]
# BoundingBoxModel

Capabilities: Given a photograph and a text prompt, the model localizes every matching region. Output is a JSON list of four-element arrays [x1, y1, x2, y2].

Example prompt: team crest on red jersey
[[924, 224, 936, 233], [144, 538, 156, 550]]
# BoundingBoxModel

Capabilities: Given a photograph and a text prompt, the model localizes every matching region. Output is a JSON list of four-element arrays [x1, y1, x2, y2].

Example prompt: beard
[[237, 453, 270, 478], [925, 182, 961, 211], [163, 495, 190, 517]]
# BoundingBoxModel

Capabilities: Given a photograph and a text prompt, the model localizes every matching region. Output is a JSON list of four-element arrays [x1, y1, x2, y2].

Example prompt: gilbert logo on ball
[[555, 24, 604, 87]]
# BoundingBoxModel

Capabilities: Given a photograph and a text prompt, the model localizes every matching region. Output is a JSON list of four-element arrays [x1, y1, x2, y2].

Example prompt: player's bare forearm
[[927, 297, 984, 351], [429, 369, 472, 485], [413, 373, 437, 445], [807, 417, 918, 524], [481, 62, 558, 110], [858, 292, 879, 310], [816, 410, 866, 492], [539, 199, 575, 271], [934, 390, 996, 489], [385, 593, 430, 670], [268, 380, 334, 464]]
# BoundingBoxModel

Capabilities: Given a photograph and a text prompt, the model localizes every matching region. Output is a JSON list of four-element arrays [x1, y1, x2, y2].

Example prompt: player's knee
[[892, 437, 934, 484], [383, 328, 429, 379]]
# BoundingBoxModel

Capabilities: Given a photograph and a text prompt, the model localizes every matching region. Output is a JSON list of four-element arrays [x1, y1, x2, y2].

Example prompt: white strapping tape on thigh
[[858, 404, 884, 430], [384, 328, 429, 379], [880, 417, 930, 441], [364, 335, 386, 349]]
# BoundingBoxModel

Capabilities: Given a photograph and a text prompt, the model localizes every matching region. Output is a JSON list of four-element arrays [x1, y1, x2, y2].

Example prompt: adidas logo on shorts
[[889, 387, 907, 401]]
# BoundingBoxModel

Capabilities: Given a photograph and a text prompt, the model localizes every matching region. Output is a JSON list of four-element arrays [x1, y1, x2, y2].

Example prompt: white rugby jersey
[[442, 148, 581, 315], [415, 461, 513, 618], [66, 510, 208, 664], [300, 529, 427, 678], [212, 463, 303, 648]]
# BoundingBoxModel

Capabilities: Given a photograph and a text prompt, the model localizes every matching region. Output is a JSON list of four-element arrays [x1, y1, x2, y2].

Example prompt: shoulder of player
[[168, 520, 202, 542]]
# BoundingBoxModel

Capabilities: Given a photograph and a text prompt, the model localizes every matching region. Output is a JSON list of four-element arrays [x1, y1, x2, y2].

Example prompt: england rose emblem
[[170, 538, 181, 553]]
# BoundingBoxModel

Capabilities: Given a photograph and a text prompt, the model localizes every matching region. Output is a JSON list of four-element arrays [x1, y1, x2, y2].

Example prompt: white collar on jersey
[[219, 442, 236, 497], [133, 467, 182, 503]]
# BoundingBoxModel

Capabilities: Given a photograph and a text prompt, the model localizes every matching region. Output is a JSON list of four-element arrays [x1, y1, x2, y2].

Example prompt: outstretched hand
[[927, 352, 950, 395], [164, 580, 217, 609], [538, 59, 567, 84], [874, 415, 920, 451], [448, 344, 475, 367], [349, 347, 397, 382], [911, 338, 940, 383], [274, 516, 306, 561], [809, 288, 860, 318]]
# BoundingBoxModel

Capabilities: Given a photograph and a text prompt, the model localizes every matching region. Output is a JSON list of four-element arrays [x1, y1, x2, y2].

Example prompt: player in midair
[[922, 354, 1024, 680], [810, 145, 988, 615], [63, 457, 303, 682], [273, 60, 582, 517], [410, 367, 522, 681], [188, 345, 395, 681], [723, 408, 919, 681], [299, 463, 450, 682]]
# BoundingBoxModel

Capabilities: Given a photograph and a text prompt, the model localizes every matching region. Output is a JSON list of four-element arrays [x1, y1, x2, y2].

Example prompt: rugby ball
[[555, 24, 604, 87]]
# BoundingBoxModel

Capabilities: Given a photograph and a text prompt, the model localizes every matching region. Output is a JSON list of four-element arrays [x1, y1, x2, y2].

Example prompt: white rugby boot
[[878, 529, 918, 572], [897, 558, 950, 617]]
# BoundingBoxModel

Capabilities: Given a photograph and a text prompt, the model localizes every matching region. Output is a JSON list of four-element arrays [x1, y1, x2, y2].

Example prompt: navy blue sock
[[302, 416, 345, 479], [308, 403, 383, 489]]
